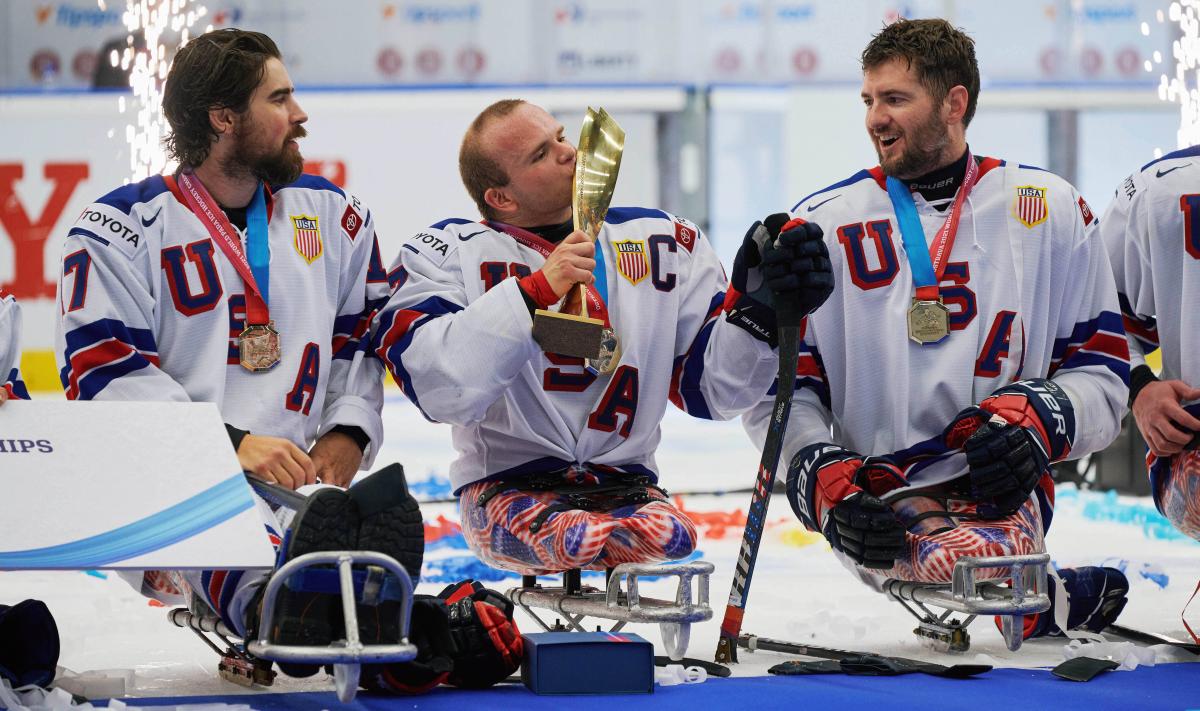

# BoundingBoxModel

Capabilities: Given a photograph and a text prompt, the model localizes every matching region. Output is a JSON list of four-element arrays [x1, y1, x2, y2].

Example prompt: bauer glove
[[786, 444, 907, 569], [438, 579, 523, 689], [944, 378, 1075, 518]]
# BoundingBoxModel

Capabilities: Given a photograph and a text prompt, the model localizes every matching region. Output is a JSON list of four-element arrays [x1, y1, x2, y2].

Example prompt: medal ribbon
[[245, 183, 270, 307], [487, 221, 612, 327], [177, 170, 270, 326], [885, 152, 979, 302]]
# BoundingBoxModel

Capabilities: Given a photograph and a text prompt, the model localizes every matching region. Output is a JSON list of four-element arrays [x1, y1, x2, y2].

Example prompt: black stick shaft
[[714, 324, 801, 664], [245, 473, 307, 511]]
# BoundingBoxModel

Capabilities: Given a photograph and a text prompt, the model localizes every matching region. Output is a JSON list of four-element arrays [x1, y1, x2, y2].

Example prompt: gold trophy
[[531, 107, 626, 366]]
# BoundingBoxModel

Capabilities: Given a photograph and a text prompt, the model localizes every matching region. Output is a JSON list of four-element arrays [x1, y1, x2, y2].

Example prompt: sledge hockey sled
[[507, 560, 714, 661], [883, 553, 1050, 652], [169, 549, 419, 702], [170, 469, 421, 703], [166, 547, 417, 701]]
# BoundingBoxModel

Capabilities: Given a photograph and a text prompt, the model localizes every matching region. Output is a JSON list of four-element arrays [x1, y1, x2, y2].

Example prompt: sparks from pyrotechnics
[[101, 0, 209, 183], [1145, 1, 1200, 155]]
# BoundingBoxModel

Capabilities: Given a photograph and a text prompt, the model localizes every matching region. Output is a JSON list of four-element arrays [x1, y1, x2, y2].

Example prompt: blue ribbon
[[593, 238, 609, 307], [246, 183, 270, 306], [885, 177, 936, 289], [0, 473, 255, 569]]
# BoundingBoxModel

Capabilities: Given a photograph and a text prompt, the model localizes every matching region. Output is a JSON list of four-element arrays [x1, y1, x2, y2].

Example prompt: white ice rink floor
[[5, 394, 1199, 698]]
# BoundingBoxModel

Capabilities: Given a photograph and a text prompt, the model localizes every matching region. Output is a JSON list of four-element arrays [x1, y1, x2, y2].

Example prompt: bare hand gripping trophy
[[531, 107, 625, 371]]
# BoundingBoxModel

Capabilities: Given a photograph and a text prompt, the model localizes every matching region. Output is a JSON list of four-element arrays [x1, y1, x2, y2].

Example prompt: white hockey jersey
[[1100, 145, 1200, 383], [372, 208, 777, 493], [1, 291, 28, 399], [744, 158, 1129, 489], [55, 174, 386, 462]]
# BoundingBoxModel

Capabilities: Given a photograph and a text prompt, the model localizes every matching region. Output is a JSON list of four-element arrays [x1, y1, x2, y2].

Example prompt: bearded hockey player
[[745, 19, 1130, 641], [372, 99, 832, 576]]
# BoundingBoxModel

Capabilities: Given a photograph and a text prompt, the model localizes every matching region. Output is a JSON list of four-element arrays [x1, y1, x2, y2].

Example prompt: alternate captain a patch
[[291, 215, 323, 263], [614, 239, 649, 285], [1013, 186, 1048, 228]]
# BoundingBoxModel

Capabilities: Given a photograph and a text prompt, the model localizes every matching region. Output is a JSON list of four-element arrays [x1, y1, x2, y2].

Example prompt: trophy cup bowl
[[531, 107, 626, 360]]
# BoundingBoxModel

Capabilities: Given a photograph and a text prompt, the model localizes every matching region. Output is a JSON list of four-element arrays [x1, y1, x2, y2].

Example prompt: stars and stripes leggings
[[865, 476, 1049, 584], [1150, 449, 1200, 541], [459, 471, 699, 576]]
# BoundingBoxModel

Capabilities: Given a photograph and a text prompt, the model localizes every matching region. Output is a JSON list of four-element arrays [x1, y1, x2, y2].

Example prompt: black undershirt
[[900, 148, 973, 209], [527, 218, 574, 244], [218, 203, 368, 455]]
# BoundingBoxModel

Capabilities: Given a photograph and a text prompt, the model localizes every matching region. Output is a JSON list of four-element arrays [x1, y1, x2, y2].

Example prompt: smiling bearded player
[[743, 18, 1132, 642]]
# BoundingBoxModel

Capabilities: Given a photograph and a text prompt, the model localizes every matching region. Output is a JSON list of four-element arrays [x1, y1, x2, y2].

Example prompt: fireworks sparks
[[1147, 1, 1200, 152], [104, 0, 208, 183]]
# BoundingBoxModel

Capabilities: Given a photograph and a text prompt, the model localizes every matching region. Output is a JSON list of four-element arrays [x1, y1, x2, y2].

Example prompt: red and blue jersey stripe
[[372, 296, 463, 421], [668, 291, 725, 419], [1048, 311, 1130, 383], [60, 318, 159, 400]]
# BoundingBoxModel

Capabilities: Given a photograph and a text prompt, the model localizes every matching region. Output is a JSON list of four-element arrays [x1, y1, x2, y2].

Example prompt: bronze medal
[[907, 299, 950, 345], [239, 321, 281, 372]]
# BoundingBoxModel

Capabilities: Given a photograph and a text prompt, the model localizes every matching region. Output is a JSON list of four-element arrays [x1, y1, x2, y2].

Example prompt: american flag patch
[[1014, 185, 1048, 228], [614, 239, 648, 285], [291, 215, 323, 263]]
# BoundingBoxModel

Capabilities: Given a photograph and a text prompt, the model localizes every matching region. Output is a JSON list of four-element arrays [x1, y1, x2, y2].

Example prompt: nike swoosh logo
[[459, 229, 488, 241], [140, 207, 162, 227], [1156, 163, 1191, 178], [806, 194, 841, 212]]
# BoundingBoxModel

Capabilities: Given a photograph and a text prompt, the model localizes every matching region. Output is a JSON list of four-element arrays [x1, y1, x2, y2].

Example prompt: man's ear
[[484, 186, 515, 217], [208, 106, 237, 137], [944, 85, 969, 126]]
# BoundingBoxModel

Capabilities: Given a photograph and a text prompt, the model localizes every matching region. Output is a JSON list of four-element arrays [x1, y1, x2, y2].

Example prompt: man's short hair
[[162, 28, 281, 168], [861, 18, 980, 128], [459, 99, 527, 220]]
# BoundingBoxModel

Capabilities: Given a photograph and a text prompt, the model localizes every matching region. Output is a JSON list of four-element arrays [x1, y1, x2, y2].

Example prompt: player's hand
[[963, 416, 1044, 518], [823, 492, 907, 570], [237, 434, 316, 490], [0, 388, 7, 406], [538, 229, 595, 299], [761, 220, 834, 317], [308, 430, 365, 488], [1132, 379, 1200, 457]]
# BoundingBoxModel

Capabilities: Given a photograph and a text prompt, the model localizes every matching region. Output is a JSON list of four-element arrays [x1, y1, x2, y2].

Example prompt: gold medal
[[239, 321, 281, 372], [907, 299, 950, 345]]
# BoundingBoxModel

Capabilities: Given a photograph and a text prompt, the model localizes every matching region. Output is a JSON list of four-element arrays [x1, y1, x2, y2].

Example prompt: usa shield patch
[[1014, 186, 1048, 228], [614, 239, 649, 285], [292, 215, 323, 264]]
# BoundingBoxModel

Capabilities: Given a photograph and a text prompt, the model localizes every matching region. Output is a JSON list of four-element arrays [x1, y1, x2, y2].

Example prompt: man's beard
[[876, 111, 950, 180], [226, 120, 306, 186]]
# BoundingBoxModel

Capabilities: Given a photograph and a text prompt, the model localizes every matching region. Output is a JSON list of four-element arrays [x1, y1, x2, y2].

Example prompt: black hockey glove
[[760, 219, 833, 320], [822, 491, 907, 570], [361, 596, 454, 695], [945, 379, 1074, 518], [962, 416, 1046, 519], [727, 213, 834, 345], [439, 580, 523, 688], [727, 213, 790, 346]]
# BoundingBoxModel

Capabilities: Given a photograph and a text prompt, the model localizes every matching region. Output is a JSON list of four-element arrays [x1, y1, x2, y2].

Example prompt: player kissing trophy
[[531, 107, 624, 374]]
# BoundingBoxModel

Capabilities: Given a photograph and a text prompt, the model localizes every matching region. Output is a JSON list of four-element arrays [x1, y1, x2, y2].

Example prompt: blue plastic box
[[521, 631, 654, 695]]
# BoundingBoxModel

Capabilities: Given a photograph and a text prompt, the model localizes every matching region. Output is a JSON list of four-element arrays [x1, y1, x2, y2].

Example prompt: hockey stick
[[740, 634, 992, 678], [714, 215, 805, 665], [1106, 624, 1200, 654], [713, 326, 798, 664]]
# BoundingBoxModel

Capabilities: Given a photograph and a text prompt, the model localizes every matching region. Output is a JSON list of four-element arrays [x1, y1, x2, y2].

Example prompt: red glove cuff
[[519, 271, 561, 309]]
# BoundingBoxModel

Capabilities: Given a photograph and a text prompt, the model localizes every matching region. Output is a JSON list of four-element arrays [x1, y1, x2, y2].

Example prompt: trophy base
[[533, 309, 605, 360]]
